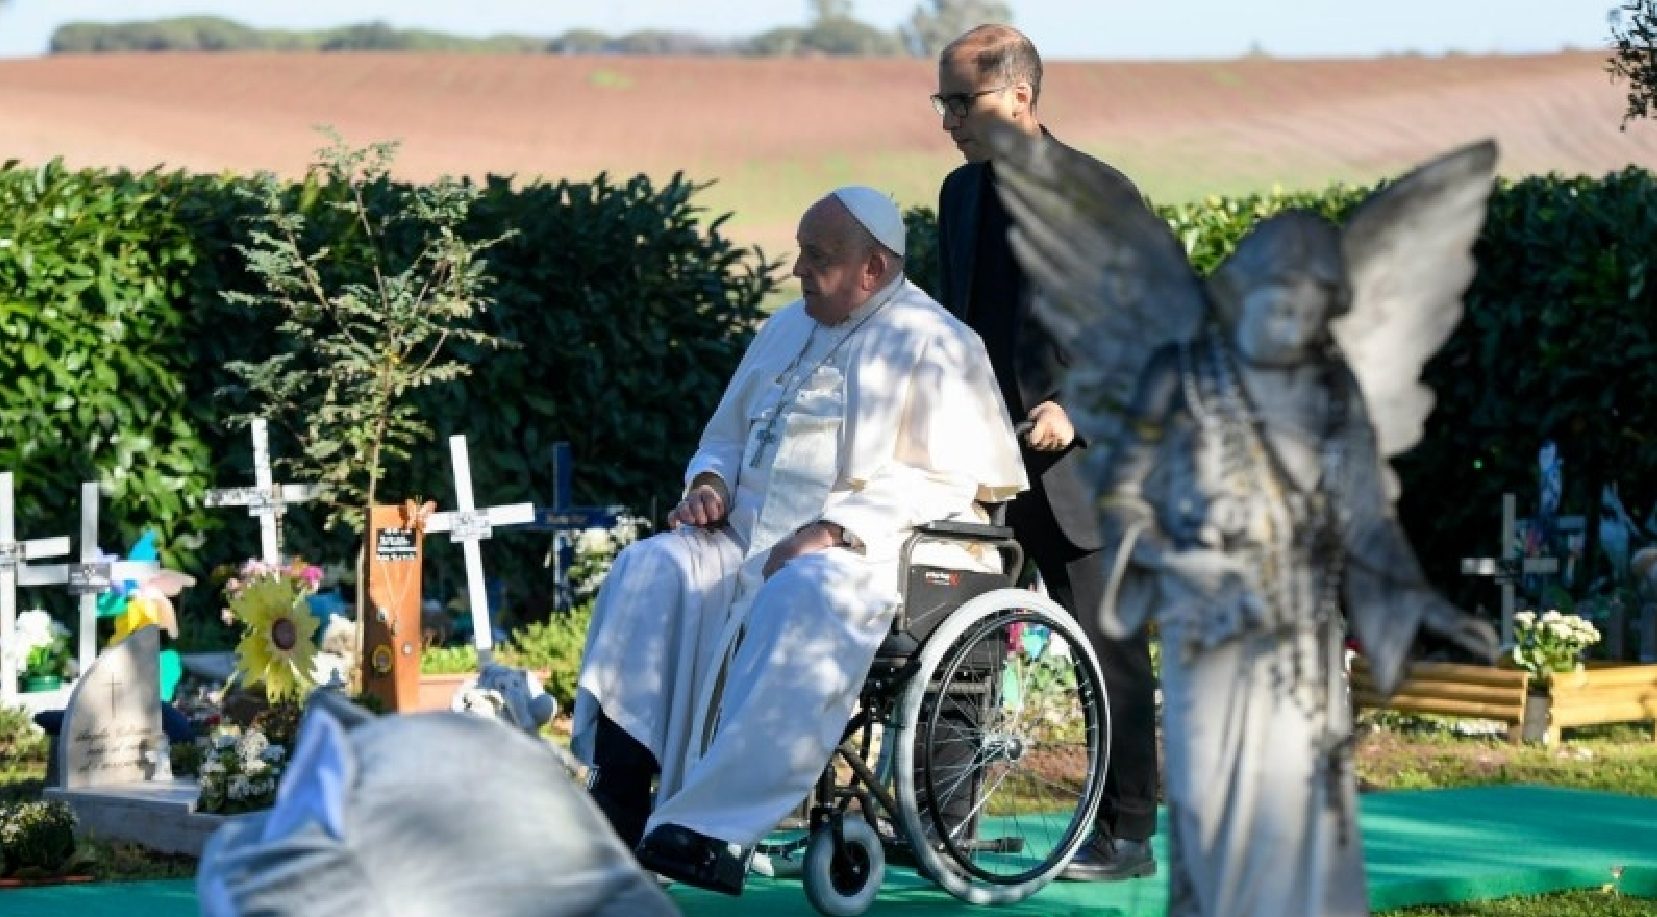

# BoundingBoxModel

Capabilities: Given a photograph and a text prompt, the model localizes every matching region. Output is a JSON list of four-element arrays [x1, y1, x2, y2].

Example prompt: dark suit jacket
[[938, 136, 1136, 552]]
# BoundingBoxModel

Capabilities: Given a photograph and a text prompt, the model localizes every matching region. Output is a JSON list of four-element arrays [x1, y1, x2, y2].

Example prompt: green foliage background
[[6, 157, 1657, 642], [904, 171, 1657, 611], [0, 160, 771, 634]]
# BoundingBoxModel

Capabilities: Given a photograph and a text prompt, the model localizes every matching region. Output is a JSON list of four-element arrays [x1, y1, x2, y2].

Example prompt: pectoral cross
[[748, 419, 782, 469]]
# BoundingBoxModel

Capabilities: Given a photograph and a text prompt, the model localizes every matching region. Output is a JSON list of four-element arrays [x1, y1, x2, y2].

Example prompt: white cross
[[10, 484, 161, 681], [1460, 492, 1560, 646], [0, 471, 72, 708], [66, 483, 164, 674], [204, 418, 323, 566], [424, 436, 534, 667]]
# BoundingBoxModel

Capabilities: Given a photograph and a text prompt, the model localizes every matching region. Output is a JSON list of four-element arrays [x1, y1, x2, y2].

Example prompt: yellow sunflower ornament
[[229, 568, 322, 703]]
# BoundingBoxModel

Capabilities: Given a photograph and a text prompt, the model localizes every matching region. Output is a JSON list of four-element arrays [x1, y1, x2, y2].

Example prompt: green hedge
[[903, 171, 1657, 607], [5, 158, 1655, 636], [1, 160, 773, 633]]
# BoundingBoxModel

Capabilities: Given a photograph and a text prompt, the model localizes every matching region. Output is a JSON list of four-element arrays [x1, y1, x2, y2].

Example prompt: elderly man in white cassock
[[571, 185, 1027, 895]]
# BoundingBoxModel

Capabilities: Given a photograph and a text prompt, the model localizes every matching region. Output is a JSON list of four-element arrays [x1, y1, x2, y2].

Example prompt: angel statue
[[985, 131, 1502, 917]]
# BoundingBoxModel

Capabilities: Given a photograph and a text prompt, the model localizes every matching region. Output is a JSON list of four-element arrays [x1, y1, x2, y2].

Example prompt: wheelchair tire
[[801, 818, 885, 917], [891, 588, 1111, 906]]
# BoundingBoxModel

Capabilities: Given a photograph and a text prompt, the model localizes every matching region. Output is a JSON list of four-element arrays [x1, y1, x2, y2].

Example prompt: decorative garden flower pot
[[22, 674, 64, 693], [1520, 689, 1551, 744]]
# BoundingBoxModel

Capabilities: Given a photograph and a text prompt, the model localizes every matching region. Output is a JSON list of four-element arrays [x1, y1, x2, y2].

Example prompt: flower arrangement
[[221, 559, 323, 702], [566, 516, 648, 602], [7, 609, 75, 684], [0, 799, 78, 876], [196, 725, 288, 815], [1511, 609, 1602, 686]]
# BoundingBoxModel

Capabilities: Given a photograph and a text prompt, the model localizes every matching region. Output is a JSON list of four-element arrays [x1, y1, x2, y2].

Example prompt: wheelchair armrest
[[912, 520, 1016, 542]]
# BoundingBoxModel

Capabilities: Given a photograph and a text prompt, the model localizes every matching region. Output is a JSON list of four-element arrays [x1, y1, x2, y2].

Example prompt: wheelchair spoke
[[898, 597, 1111, 894]]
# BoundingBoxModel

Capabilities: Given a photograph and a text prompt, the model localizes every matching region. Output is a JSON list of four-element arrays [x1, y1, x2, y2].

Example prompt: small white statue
[[452, 663, 558, 733]]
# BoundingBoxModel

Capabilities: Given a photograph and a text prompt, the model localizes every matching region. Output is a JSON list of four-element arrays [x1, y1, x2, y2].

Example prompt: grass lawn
[[1393, 893, 1657, 916], [3, 709, 1655, 914]]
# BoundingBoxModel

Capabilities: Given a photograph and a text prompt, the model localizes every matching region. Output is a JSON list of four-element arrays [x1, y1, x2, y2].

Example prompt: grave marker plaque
[[362, 502, 433, 712]]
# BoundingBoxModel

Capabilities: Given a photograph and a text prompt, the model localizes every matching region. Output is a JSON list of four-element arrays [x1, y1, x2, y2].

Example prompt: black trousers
[[1007, 489, 1160, 843]]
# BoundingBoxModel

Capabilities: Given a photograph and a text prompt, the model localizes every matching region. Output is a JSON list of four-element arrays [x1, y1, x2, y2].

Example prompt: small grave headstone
[[55, 625, 172, 789]]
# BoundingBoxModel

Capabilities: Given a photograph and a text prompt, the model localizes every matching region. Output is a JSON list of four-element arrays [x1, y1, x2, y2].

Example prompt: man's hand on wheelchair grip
[[669, 482, 729, 529]]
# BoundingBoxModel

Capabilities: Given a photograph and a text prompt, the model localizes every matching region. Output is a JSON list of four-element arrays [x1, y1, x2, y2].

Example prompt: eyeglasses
[[930, 86, 1009, 118]]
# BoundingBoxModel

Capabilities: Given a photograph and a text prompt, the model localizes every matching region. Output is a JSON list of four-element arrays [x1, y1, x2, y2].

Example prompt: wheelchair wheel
[[801, 817, 885, 917], [891, 588, 1110, 905]]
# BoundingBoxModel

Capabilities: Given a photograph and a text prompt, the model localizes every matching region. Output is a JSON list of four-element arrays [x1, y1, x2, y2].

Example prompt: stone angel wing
[[1334, 140, 1499, 467], [985, 128, 1207, 472]]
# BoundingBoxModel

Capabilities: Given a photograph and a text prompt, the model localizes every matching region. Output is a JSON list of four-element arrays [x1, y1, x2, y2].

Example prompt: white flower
[[1541, 609, 1563, 624], [1514, 610, 1537, 627], [237, 731, 269, 761], [14, 609, 58, 649], [575, 527, 615, 557]]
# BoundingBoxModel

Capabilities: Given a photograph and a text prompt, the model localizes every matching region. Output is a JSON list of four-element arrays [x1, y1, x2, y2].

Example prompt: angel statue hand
[[1422, 603, 1500, 664], [1156, 546, 1251, 602]]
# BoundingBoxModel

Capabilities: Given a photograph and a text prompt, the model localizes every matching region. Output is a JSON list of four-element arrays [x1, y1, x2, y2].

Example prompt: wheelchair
[[758, 519, 1113, 916]]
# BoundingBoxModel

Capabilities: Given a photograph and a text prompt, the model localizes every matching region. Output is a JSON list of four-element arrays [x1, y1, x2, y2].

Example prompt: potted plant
[[10, 609, 75, 693], [1510, 609, 1602, 741]]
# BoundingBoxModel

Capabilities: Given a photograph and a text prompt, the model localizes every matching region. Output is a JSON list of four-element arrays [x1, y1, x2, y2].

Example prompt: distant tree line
[[49, 1, 1014, 58]]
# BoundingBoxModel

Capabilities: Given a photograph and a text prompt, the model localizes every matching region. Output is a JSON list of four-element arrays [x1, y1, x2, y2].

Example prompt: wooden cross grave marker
[[1460, 492, 1561, 646], [424, 436, 534, 668], [0, 471, 72, 708], [204, 418, 322, 566]]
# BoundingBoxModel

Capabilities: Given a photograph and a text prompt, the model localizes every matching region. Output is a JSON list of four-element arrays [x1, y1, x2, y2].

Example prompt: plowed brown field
[[3, 51, 1653, 263]]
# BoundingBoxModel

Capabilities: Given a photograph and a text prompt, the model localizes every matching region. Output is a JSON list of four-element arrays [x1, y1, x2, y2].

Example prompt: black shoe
[[1059, 833, 1156, 881], [635, 824, 748, 896], [589, 714, 657, 850]]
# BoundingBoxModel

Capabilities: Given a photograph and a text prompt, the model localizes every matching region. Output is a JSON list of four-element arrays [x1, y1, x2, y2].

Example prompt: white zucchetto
[[831, 186, 906, 258]]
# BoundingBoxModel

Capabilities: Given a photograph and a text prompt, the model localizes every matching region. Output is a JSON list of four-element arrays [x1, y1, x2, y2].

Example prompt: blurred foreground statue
[[988, 131, 1503, 916], [198, 691, 677, 917]]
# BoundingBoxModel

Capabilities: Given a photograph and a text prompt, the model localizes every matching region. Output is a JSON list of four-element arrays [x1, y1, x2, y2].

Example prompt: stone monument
[[989, 129, 1502, 917]]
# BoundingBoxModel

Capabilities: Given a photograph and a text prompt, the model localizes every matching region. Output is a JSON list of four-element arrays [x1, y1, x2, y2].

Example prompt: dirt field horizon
[[4, 50, 1654, 273]]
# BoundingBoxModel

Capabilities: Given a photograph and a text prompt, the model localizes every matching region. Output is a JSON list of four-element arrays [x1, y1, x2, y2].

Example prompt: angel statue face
[[1232, 274, 1338, 367], [1210, 210, 1350, 368]]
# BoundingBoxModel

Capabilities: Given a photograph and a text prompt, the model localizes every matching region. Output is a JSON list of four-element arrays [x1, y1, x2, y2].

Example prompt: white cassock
[[572, 275, 1026, 847]]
